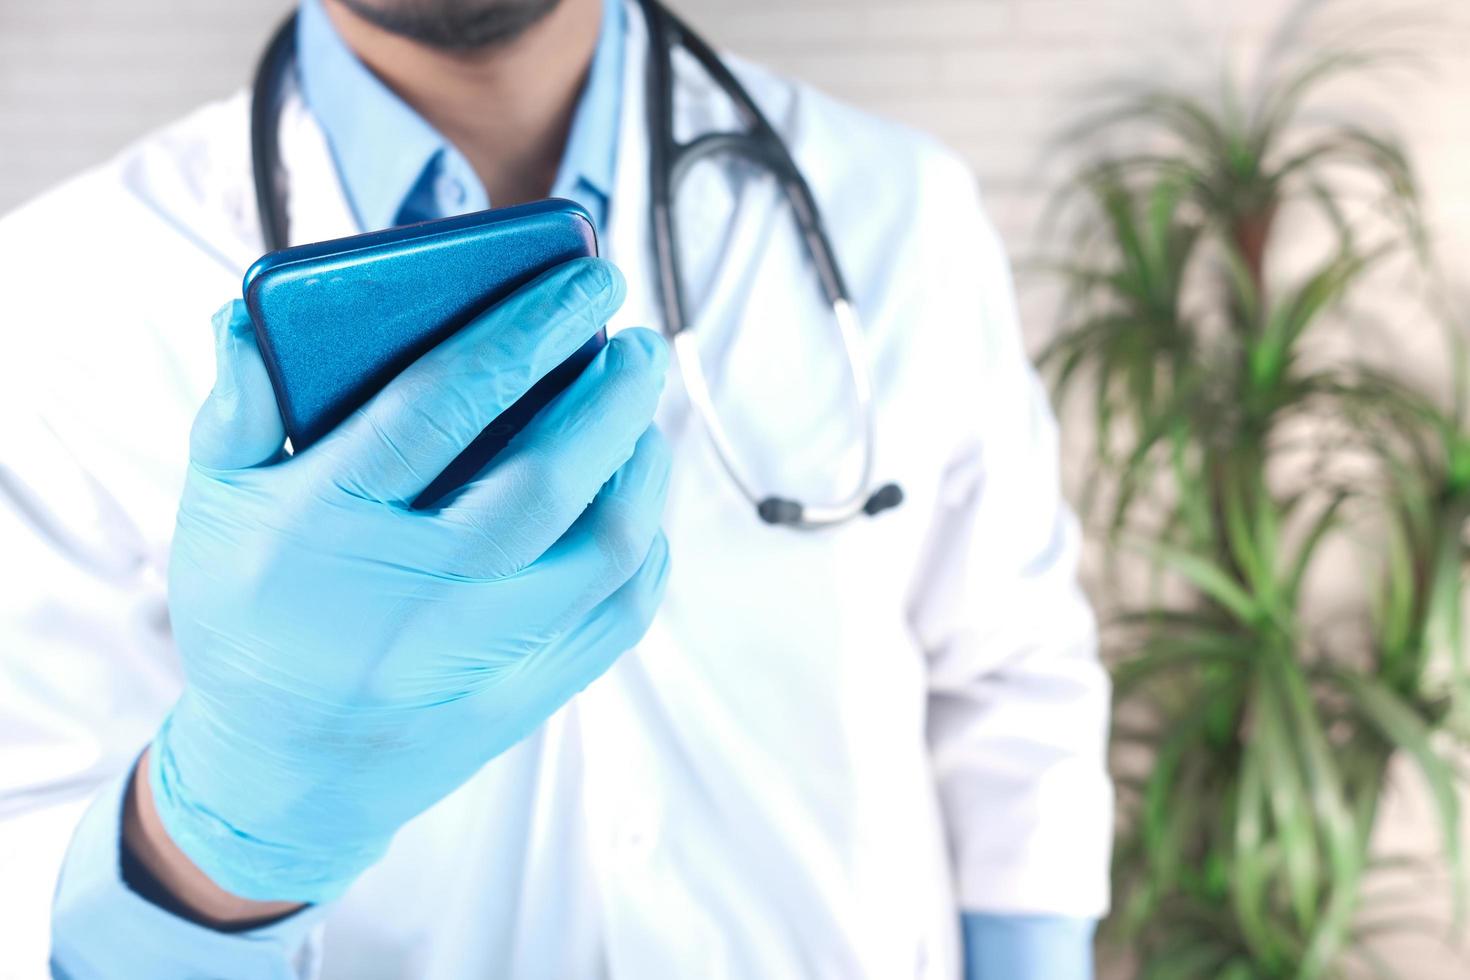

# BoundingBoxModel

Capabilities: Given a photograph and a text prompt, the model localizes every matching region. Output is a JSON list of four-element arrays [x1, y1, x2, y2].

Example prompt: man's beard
[[334, 0, 566, 51]]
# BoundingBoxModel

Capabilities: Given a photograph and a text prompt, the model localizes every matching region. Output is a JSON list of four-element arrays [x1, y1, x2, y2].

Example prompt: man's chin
[[333, 0, 566, 51]]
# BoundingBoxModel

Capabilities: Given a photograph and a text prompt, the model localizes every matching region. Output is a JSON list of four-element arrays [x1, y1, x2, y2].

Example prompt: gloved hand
[[151, 258, 671, 904], [962, 913, 1096, 980]]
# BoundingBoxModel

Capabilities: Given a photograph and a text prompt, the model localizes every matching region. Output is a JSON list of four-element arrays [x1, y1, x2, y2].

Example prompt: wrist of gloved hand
[[149, 697, 391, 901]]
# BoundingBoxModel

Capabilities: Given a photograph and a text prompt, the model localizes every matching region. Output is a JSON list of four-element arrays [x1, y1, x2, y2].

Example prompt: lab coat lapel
[[604, 0, 657, 339], [276, 88, 362, 246]]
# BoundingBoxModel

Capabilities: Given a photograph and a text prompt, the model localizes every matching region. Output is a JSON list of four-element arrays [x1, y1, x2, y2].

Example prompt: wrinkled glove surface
[[152, 258, 671, 902]]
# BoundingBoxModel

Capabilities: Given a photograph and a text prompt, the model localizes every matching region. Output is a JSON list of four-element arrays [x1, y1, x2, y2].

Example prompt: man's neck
[[323, 0, 602, 207]]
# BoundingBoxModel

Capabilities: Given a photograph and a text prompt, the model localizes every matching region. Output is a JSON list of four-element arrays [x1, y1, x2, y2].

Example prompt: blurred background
[[4, 0, 1469, 976]]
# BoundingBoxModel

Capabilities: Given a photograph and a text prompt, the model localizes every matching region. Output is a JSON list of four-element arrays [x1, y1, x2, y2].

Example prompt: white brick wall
[[0, 0, 293, 204], [3, 1, 1470, 974]]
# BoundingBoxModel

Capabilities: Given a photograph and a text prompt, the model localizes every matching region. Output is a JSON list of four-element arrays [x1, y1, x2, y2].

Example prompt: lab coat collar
[[276, 77, 362, 249]]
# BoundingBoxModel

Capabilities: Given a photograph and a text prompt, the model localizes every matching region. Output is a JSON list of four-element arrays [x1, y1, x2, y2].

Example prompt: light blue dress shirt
[[49, 2, 1094, 975], [295, 0, 622, 233]]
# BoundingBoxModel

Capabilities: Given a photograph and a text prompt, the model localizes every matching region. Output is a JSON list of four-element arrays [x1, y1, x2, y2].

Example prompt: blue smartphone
[[243, 198, 604, 506]]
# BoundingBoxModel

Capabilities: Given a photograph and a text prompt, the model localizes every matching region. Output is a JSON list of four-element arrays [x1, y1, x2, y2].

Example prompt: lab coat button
[[434, 173, 467, 209], [610, 812, 658, 861]]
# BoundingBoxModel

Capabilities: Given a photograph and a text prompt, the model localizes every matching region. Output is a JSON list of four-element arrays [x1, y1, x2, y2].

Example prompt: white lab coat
[[0, 6, 1111, 978]]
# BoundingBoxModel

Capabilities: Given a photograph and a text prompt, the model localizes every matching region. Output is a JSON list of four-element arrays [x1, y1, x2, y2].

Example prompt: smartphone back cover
[[243, 199, 602, 503]]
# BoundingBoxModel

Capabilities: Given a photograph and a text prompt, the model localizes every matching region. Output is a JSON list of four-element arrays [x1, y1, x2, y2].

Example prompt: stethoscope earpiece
[[862, 483, 904, 517]]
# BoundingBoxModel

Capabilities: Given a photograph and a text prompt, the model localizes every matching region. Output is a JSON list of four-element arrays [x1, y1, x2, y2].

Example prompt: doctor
[[0, 0, 1112, 976]]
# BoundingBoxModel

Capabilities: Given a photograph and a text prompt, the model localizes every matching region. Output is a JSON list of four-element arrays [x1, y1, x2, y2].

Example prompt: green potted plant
[[1037, 11, 1470, 978]]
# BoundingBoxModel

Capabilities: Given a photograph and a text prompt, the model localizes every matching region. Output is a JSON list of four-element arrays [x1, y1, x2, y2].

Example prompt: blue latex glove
[[151, 258, 671, 904], [962, 913, 1096, 980]]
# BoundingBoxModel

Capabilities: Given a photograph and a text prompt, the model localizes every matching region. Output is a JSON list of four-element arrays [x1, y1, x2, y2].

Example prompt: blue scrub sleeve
[[50, 770, 326, 980], [961, 912, 1096, 980]]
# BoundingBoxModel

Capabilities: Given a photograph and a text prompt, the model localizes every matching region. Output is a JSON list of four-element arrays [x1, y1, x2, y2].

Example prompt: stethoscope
[[250, 0, 903, 528]]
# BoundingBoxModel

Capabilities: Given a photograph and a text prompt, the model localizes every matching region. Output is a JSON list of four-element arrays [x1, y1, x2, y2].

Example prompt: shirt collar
[[295, 0, 624, 232]]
